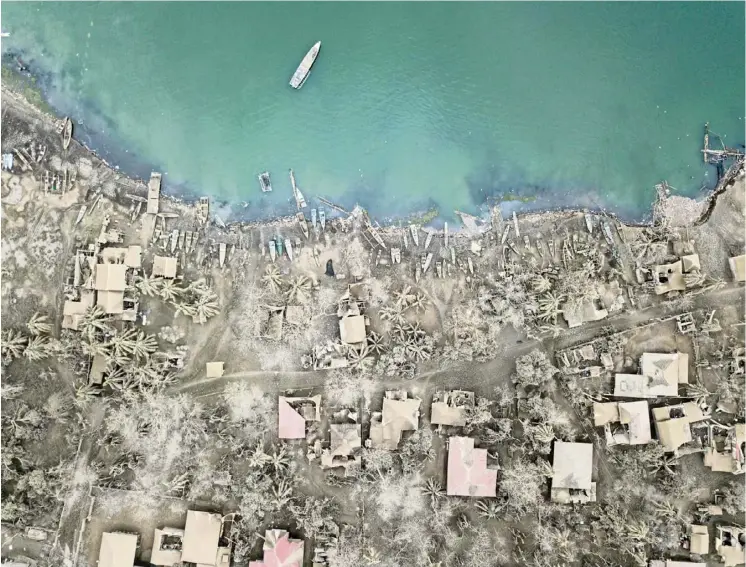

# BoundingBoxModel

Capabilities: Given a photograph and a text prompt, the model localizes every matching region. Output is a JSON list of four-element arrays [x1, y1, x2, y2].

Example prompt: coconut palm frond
[[23, 335, 51, 361], [262, 265, 285, 294], [1, 329, 28, 362], [136, 274, 164, 297], [286, 275, 312, 304], [26, 312, 52, 335]]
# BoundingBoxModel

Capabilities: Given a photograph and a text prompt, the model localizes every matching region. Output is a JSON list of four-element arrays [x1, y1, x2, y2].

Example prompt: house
[[62, 289, 95, 331], [446, 437, 497, 497], [562, 298, 609, 329], [728, 255, 746, 283], [147, 172, 161, 215], [98, 532, 138, 567], [704, 423, 745, 474], [689, 524, 709, 555], [339, 314, 366, 345], [181, 510, 230, 567], [715, 526, 745, 567], [593, 401, 651, 446], [368, 391, 421, 450], [654, 260, 686, 295], [431, 390, 475, 427], [152, 255, 178, 278], [321, 423, 362, 475], [94, 263, 128, 314], [550, 441, 595, 504], [100, 245, 142, 269], [652, 402, 708, 453], [88, 355, 108, 386], [206, 362, 225, 378], [150, 527, 185, 567], [614, 352, 689, 398], [279, 395, 321, 440], [248, 529, 304, 567]]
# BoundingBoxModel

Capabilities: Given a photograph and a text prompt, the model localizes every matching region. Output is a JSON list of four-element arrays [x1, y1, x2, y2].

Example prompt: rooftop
[[446, 436, 497, 497], [98, 532, 138, 567], [95, 263, 127, 292], [181, 510, 221, 566], [248, 529, 304, 567]]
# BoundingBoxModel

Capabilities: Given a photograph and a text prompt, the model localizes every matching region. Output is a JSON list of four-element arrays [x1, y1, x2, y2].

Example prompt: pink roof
[[446, 436, 497, 497], [248, 530, 304, 567], [278, 399, 306, 439]]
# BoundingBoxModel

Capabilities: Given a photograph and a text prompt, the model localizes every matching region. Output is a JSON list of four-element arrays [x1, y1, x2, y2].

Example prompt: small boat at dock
[[61, 117, 72, 150], [258, 171, 273, 193], [297, 212, 309, 239], [289, 41, 321, 89]]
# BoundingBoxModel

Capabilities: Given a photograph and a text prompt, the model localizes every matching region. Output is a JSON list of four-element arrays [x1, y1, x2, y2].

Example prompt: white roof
[[339, 315, 366, 344], [98, 532, 137, 567], [206, 362, 224, 378], [150, 527, 184, 567], [152, 255, 178, 278], [182, 511, 221, 565], [95, 263, 127, 291], [552, 441, 593, 490]]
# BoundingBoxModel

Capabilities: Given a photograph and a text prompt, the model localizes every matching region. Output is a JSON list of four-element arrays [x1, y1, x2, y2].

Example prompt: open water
[[1, 2, 744, 223]]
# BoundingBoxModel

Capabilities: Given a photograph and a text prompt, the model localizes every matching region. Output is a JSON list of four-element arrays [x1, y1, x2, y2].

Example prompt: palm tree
[[393, 285, 413, 308], [379, 304, 406, 325], [136, 274, 163, 297], [74, 382, 101, 408], [159, 279, 184, 303], [421, 478, 444, 503], [537, 292, 565, 324], [80, 305, 112, 343], [686, 381, 711, 405], [531, 275, 552, 294], [26, 312, 52, 336], [1, 329, 28, 362], [193, 293, 220, 324], [271, 479, 294, 508], [684, 271, 707, 289], [475, 499, 500, 520], [174, 301, 198, 319], [286, 275, 312, 304], [409, 292, 429, 312], [108, 327, 139, 358], [248, 442, 271, 468], [347, 344, 373, 371], [262, 265, 285, 294], [270, 445, 291, 474], [81, 337, 111, 358], [131, 331, 157, 360], [23, 336, 51, 361], [367, 331, 385, 355]]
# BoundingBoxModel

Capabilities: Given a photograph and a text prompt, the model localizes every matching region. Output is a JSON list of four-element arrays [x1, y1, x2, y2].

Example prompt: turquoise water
[[2, 2, 744, 223]]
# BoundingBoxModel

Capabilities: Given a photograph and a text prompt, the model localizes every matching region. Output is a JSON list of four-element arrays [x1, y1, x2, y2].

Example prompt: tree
[[399, 428, 435, 475], [262, 264, 285, 294], [286, 275, 312, 304], [79, 305, 112, 343], [26, 312, 52, 336], [498, 458, 545, 518], [1, 329, 28, 363], [159, 279, 184, 303], [512, 349, 559, 391], [136, 274, 163, 297], [23, 335, 52, 361]]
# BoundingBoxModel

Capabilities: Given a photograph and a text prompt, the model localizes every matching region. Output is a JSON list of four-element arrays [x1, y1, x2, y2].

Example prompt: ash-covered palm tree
[[379, 304, 406, 325], [347, 344, 373, 371], [82, 336, 111, 358], [80, 305, 113, 343], [270, 445, 291, 474], [1, 329, 28, 363], [136, 274, 163, 297], [23, 335, 51, 361], [684, 270, 707, 289], [174, 301, 198, 319], [367, 331, 385, 355], [393, 285, 414, 308], [537, 292, 565, 324], [108, 327, 139, 358], [286, 275, 312, 304], [248, 442, 272, 469], [74, 382, 101, 408], [262, 264, 285, 294], [131, 330, 157, 360], [193, 292, 220, 324], [409, 292, 429, 312], [475, 499, 500, 520], [26, 312, 52, 336], [421, 478, 444, 503], [159, 279, 184, 303], [271, 478, 294, 508], [531, 275, 553, 294]]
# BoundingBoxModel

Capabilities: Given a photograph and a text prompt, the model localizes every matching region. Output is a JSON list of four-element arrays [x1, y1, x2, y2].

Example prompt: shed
[[206, 362, 225, 378], [181, 510, 221, 565], [339, 314, 366, 344], [98, 532, 138, 567], [152, 255, 178, 278], [550, 441, 595, 504]]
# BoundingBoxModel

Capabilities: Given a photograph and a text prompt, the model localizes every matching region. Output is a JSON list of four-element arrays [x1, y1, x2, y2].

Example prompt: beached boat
[[285, 238, 294, 262], [258, 171, 273, 193], [269, 240, 276, 262], [311, 208, 317, 229], [319, 209, 326, 230], [289, 41, 321, 89], [297, 212, 309, 239], [409, 225, 419, 247], [289, 169, 307, 209], [61, 117, 72, 150]]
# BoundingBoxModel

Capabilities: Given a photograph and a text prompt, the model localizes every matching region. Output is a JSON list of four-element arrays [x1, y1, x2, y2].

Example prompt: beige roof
[[152, 255, 178, 278], [339, 315, 366, 344], [551, 441, 593, 490], [95, 263, 127, 292], [593, 402, 620, 426], [641, 352, 689, 385], [89, 355, 108, 385], [125, 245, 142, 269], [689, 524, 709, 555], [62, 290, 95, 330], [100, 247, 128, 264], [681, 254, 700, 273], [618, 401, 652, 445], [206, 362, 224, 378], [182, 511, 221, 566], [431, 402, 466, 427], [652, 401, 707, 452], [150, 527, 184, 567], [97, 290, 124, 314], [562, 299, 608, 329], [654, 260, 686, 294], [370, 394, 421, 449], [330, 423, 362, 457], [98, 532, 137, 567], [729, 255, 746, 282]]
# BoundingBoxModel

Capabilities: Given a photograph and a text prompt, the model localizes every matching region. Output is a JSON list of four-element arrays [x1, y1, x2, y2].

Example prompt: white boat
[[285, 238, 294, 261], [424, 231, 433, 250], [423, 252, 433, 273], [219, 243, 226, 267], [409, 224, 419, 247], [311, 208, 317, 229], [289, 169, 307, 209], [61, 117, 73, 150], [258, 171, 272, 193], [269, 240, 276, 262], [444, 222, 449, 248], [319, 209, 326, 230], [289, 41, 321, 89]]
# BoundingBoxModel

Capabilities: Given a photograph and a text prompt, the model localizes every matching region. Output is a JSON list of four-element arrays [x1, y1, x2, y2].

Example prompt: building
[[431, 390, 475, 427], [562, 298, 609, 329], [728, 254, 746, 282], [100, 245, 142, 269], [593, 401, 651, 446], [550, 441, 595, 504], [715, 526, 745, 567], [652, 402, 708, 453], [98, 532, 138, 567], [689, 524, 709, 555], [614, 352, 689, 398], [95, 263, 128, 315], [147, 172, 161, 215], [368, 391, 421, 450], [150, 527, 185, 567], [62, 289, 95, 330], [704, 423, 745, 474], [653, 260, 687, 295], [206, 361, 225, 378], [321, 423, 362, 475], [181, 510, 230, 567], [278, 395, 321, 440], [339, 314, 366, 345], [152, 255, 178, 278], [248, 529, 304, 567], [446, 437, 497, 497]]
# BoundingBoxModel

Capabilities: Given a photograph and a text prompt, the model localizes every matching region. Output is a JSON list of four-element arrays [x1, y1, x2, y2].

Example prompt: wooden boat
[[311, 208, 317, 229], [289, 41, 321, 89], [269, 240, 276, 262], [424, 231, 433, 251], [285, 238, 294, 262], [289, 169, 307, 209], [258, 171, 273, 193], [444, 222, 449, 248], [219, 243, 226, 267], [297, 212, 309, 239], [319, 209, 326, 230], [409, 225, 419, 247], [61, 117, 72, 150]]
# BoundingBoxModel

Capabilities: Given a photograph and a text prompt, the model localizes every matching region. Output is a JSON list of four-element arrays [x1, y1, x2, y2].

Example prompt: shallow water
[[2, 2, 744, 223]]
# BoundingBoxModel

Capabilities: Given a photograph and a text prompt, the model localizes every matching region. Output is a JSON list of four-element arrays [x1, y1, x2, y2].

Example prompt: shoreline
[[1, 77, 742, 235]]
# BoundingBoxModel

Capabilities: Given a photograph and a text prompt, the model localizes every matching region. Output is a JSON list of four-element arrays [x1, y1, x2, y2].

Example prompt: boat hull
[[289, 41, 321, 89]]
